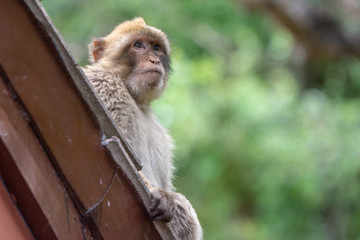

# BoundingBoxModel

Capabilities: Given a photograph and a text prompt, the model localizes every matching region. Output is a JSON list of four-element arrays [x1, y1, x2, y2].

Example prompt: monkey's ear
[[92, 38, 106, 62]]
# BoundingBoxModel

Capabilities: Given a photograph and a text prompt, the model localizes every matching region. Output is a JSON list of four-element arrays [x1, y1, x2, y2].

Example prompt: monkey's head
[[89, 17, 171, 104]]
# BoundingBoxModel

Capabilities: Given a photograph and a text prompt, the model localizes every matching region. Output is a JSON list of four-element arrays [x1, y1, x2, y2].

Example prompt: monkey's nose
[[149, 59, 160, 65]]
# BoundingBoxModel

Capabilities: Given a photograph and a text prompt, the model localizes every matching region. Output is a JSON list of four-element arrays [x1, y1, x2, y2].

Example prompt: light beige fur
[[83, 18, 202, 240]]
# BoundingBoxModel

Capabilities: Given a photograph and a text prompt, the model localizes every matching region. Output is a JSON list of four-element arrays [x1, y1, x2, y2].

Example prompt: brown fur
[[83, 17, 202, 240]]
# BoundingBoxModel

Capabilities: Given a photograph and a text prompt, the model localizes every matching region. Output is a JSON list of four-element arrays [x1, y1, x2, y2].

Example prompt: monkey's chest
[[134, 120, 173, 190]]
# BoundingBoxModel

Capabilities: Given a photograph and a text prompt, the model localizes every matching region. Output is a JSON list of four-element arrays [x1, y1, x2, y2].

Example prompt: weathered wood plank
[[0, 179, 35, 240], [0, 74, 87, 240], [0, 0, 175, 239]]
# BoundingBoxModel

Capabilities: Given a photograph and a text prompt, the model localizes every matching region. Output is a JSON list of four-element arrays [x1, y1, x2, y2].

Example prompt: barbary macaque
[[83, 18, 202, 240]]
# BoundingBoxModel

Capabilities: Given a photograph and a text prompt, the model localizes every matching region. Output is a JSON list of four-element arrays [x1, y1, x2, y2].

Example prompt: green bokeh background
[[42, 1, 360, 239]]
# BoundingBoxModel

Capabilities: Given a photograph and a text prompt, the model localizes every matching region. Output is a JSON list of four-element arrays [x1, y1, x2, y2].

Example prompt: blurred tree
[[243, 0, 360, 96], [42, 1, 360, 239]]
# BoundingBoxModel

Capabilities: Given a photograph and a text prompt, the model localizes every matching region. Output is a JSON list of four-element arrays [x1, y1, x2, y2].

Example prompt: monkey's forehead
[[108, 19, 170, 53], [109, 25, 170, 54]]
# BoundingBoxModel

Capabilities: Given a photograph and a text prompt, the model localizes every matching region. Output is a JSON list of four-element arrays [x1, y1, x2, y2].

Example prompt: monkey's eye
[[134, 41, 142, 48], [153, 44, 160, 51]]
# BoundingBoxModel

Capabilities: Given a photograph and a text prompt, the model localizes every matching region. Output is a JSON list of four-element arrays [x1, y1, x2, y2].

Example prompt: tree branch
[[244, 0, 360, 60]]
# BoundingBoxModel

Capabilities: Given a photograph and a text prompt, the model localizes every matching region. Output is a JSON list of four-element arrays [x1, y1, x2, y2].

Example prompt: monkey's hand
[[149, 188, 176, 222], [150, 189, 203, 240], [139, 173, 202, 239], [139, 173, 176, 222]]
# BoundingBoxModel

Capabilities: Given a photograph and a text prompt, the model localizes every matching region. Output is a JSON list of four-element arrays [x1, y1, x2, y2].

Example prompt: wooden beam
[[0, 0, 175, 239], [0, 179, 35, 240], [0, 74, 88, 240]]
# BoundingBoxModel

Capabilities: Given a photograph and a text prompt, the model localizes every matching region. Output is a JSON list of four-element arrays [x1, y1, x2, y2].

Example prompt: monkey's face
[[124, 35, 170, 104], [89, 18, 171, 104]]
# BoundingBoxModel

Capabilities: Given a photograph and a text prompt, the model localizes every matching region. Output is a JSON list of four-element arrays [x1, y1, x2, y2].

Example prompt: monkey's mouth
[[142, 69, 162, 75], [140, 69, 163, 87]]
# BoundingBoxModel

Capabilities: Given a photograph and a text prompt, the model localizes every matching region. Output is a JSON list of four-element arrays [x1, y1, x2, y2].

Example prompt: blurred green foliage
[[42, 0, 360, 239]]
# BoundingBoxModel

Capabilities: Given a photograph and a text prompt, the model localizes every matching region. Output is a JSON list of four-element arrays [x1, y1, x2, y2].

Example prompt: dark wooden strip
[[0, 0, 173, 239]]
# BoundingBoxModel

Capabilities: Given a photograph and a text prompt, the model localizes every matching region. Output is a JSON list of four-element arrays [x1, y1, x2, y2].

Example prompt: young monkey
[[83, 18, 202, 240]]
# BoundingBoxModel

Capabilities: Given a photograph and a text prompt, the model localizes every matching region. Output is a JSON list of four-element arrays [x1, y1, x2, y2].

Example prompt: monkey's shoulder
[[83, 67, 133, 101], [83, 67, 124, 88]]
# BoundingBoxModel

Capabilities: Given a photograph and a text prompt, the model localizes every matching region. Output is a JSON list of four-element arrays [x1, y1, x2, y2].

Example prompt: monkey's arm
[[84, 68, 141, 143]]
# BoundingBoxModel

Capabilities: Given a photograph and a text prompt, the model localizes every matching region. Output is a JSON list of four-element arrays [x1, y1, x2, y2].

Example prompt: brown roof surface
[[0, 0, 176, 239]]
